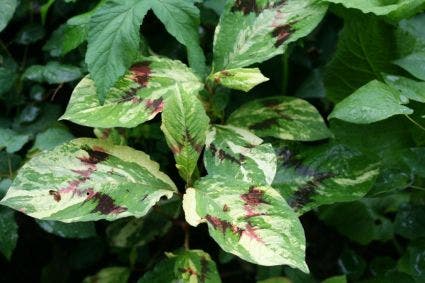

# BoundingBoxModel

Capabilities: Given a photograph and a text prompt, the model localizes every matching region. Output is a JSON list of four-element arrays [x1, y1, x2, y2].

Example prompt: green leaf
[[0, 207, 18, 260], [183, 177, 307, 271], [86, 0, 150, 103], [83, 267, 130, 283], [228, 97, 331, 141], [394, 52, 425, 81], [324, 15, 397, 102], [258, 278, 291, 283], [212, 0, 327, 71], [61, 56, 203, 128], [396, 13, 425, 58], [161, 86, 209, 183], [139, 249, 221, 283], [398, 240, 425, 281], [204, 125, 277, 185], [43, 12, 92, 57], [23, 62, 82, 84], [0, 128, 30, 153], [273, 144, 380, 214], [36, 220, 97, 239], [208, 68, 269, 92], [319, 200, 393, 245], [31, 125, 74, 151], [394, 205, 425, 240], [0, 0, 18, 32], [150, 0, 206, 77], [1, 138, 177, 222], [107, 198, 180, 248], [384, 74, 425, 103], [322, 276, 347, 283], [402, 147, 425, 178], [321, 0, 425, 21], [0, 55, 19, 97], [329, 80, 413, 124]]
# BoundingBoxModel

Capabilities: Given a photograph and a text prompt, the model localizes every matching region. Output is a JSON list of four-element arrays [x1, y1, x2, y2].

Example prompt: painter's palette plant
[[1, 0, 425, 282]]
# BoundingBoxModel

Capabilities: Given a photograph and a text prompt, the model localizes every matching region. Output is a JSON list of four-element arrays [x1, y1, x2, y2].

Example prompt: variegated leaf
[[212, 0, 327, 71], [228, 97, 331, 141], [273, 144, 380, 214], [208, 68, 269, 92], [61, 56, 203, 128], [183, 176, 307, 271], [0, 138, 177, 222], [204, 125, 277, 186], [107, 198, 180, 248], [138, 249, 221, 283], [161, 86, 210, 183]]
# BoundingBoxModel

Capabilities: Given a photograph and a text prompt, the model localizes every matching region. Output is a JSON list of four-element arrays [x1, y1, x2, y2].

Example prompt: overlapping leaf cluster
[[1, 0, 425, 282]]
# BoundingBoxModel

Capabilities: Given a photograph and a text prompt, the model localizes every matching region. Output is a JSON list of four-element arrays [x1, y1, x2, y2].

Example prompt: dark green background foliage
[[1, 0, 425, 282]]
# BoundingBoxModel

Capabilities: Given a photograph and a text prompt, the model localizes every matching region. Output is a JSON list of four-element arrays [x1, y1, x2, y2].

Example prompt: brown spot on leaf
[[272, 24, 293, 47], [209, 144, 245, 165], [223, 204, 230, 212], [79, 146, 109, 165], [290, 172, 335, 210], [90, 192, 127, 215], [145, 98, 164, 114], [231, 0, 259, 15], [249, 117, 279, 130], [130, 61, 151, 87], [179, 267, 198, 276], [200, 257, 209, 283], [184, 129, 203, 153], [241, 186, 269, 217], [121, 89, 143, 104], [243, 223, 264, 243], [205, 215, 243, 236], [49, 190, 61, 202]]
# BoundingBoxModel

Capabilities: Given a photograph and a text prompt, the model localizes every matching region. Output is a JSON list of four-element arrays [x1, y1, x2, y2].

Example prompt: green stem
[[410, 185, 425, 192], [405, 115, 425, 132]]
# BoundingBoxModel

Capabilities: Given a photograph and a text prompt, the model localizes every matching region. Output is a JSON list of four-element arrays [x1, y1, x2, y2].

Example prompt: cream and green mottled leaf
[[0, 138, 177, 222], [328, 80, 413, 124], [204, 125, 276, 185], [228, 97, 331, 141], [138, 249, 221, 283], [183, 176, 307, 271], [0, 0, 18, 32], [212, 0, 327, 71], [161, 86, 210, 183], [61, 56, 203, 128], [208, 68, 269, 92], [321, 0, 425, 21], [273, 144, 380, 214]]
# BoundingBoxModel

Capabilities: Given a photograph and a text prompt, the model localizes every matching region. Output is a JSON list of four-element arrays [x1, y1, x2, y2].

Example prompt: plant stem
[[410, 185, 425, 192], [184, 222, 190, 250], [282, 49, 289, 96], [405, 115, 425, 132]]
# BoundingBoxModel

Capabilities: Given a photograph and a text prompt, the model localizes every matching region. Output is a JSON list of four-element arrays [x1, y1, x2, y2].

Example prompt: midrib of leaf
[[357, 30, 383, 81]]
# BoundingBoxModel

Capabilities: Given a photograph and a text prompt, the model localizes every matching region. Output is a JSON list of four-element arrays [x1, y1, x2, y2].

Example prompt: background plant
[[1, 0, 425, 282]]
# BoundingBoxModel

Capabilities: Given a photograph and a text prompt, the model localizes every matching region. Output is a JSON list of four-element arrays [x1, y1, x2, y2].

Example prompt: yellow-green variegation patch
[[161, 86, 210, 183], [273, 144, 380, 215], [212, 0, 328, 71], [0, 138, 177, 222], [183, 176, 307, 272], [204, 125, 277, 185], [61, 56, 203, 128], [208, 68, 269, 92], [228, 96, 331, 141]]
